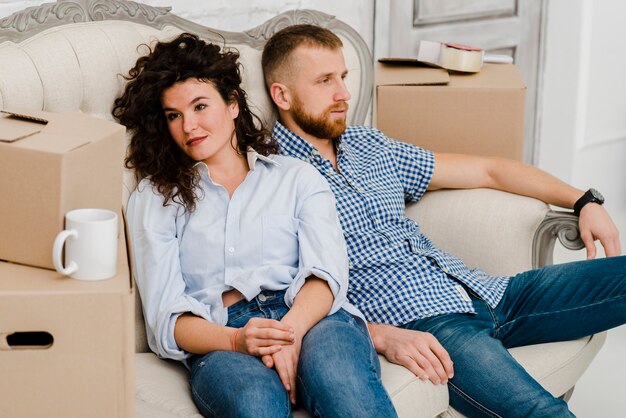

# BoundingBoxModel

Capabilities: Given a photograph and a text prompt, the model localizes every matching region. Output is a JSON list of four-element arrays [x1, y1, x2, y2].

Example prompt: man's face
[[284, 46, 351, 141]]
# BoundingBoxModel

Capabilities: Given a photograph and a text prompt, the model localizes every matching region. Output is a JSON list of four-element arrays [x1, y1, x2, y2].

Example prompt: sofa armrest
[[406, 188, 584, 277], [532, 210, 585, 268]]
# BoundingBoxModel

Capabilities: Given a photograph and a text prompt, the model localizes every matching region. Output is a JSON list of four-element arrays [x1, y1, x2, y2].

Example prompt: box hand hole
[[1, 331, 54, 350]]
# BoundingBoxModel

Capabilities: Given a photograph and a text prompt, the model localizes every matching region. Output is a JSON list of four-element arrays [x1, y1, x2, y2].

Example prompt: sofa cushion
[[136, 333, 604, 418], [508, 332, 606, 398], [135, 354, 201, 418], [441, 333, 606, 418], [135, 352, 448, 418]]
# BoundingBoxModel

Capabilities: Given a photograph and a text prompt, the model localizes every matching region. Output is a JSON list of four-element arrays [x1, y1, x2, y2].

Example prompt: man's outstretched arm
[[428, 152, 621, 258]]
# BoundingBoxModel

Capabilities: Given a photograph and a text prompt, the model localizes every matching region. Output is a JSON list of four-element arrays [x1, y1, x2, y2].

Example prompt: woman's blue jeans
[[402, 255, 626, 418], [189, 290, 397, 418]]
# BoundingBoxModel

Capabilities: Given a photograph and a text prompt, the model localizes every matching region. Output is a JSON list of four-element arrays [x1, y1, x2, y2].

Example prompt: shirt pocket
[[262, 215, 299, 266]]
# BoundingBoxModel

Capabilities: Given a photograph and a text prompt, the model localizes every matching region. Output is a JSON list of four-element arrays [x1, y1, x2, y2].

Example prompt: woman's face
[[162, 78, 240, 165]]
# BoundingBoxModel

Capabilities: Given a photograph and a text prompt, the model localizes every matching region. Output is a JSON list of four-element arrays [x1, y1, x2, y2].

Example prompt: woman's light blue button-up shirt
[[127, 151, 362, 361]]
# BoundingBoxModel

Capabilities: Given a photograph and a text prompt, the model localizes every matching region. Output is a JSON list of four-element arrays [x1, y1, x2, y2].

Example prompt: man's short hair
[[262, 24, 343, 90]]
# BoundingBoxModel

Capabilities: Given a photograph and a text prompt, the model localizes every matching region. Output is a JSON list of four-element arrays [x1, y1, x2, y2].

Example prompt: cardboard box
[[0, 232, 134, 418], [0, 109, 125, 269], [375, 62, 526, 160]]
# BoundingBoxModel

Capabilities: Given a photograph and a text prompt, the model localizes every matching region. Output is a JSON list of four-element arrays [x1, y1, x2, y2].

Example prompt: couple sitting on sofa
[[116, 25, 626, 418]]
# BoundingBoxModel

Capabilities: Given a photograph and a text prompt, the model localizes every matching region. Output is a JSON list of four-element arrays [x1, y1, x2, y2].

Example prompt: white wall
[[539, 0, 626, 213]]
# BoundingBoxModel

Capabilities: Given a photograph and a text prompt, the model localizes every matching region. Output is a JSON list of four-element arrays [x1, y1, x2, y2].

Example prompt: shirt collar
[[272, 120, 346, 161], [246, 148, 280, 170], [192, 147, 280, 174], [273, 120, 317, 160]]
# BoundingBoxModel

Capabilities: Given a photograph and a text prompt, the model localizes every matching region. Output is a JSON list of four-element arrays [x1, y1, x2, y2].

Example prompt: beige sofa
[[0, 1, 605, 417]]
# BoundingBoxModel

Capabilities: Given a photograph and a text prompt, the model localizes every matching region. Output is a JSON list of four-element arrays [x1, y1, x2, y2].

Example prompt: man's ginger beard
[[290, 95, 349, 140]]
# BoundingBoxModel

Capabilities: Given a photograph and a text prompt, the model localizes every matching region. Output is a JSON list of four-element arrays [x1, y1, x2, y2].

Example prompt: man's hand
[[578, 204, 621, 259], [369, 323, 453, 385]]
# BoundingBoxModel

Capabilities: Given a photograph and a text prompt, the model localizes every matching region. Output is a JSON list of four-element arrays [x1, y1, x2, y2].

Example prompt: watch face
[[589, 188, 605, 203]]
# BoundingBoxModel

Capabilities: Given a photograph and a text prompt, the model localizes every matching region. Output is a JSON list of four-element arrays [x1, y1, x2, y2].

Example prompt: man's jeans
[[402, 255, 626, 418], [189, 290, 397, 418]]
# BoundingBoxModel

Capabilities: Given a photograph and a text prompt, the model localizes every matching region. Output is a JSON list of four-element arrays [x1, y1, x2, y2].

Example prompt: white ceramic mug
[[52, 208, 118, 280]]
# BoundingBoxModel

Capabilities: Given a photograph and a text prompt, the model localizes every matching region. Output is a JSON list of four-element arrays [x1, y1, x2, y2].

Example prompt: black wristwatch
[[573, 188, 605, 216]]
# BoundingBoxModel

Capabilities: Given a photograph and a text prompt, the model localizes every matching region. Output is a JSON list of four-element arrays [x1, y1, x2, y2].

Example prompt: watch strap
[[573, 188, 604, 216]]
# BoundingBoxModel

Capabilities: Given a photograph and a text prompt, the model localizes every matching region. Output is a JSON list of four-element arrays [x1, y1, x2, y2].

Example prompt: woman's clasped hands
[[232, 317, 301, 403]]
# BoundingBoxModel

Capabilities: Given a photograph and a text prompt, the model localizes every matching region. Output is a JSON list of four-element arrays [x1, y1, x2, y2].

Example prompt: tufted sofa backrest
[[0, 0, 373, 353]]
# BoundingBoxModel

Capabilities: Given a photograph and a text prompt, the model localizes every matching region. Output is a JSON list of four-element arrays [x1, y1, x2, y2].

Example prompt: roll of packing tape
[[440, 43, 484, 73]]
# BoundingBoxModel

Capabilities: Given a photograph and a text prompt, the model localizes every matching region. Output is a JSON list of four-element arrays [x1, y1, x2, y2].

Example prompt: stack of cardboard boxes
[[0, 110, 133, 417], [375, 62, 526, 161]]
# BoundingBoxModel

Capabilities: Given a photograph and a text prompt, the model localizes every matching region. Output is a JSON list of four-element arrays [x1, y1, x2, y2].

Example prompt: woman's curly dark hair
[[113, 33, 277, 212]]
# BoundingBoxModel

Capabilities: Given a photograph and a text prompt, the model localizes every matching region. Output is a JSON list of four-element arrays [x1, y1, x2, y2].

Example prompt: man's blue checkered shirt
[[274, 122, 510, 326]]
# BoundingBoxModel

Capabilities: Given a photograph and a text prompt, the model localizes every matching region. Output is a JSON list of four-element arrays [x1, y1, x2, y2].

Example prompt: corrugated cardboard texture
[[0, 234, 134, 418], [0, 110, 125, 269], [376, 60, 450, 86], [0, 113, 45, 142], [376, 63, 526, 160]]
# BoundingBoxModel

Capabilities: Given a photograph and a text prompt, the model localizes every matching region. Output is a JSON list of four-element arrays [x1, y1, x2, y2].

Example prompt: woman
[[113, 33, 396, 417]]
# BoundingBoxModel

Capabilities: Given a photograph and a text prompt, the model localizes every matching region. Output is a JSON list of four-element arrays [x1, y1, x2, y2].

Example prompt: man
[[262, 24, 626, 417]]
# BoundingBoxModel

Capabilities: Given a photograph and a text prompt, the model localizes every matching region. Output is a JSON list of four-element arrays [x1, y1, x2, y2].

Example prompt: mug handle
[[52, 229, 78, 276]]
